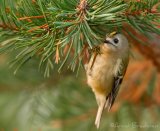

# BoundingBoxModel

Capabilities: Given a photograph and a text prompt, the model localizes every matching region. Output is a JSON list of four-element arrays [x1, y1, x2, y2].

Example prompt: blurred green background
[[0, 51, 160, 131]]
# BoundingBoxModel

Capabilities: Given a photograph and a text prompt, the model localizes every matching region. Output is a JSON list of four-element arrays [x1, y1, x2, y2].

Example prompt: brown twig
[[76, 0, 88, 22], [55, 42, 61, 64], [80, 44, 89, 64], [0, 24, 18, 31], [18, 15, 45, 21], [27, 24, 49, 32], [76, 0, 88, 12]]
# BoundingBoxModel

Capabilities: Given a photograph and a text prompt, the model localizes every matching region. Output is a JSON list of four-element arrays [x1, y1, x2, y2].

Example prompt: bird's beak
[[104, 39, 117, 47], [104, 39, 113, 45]]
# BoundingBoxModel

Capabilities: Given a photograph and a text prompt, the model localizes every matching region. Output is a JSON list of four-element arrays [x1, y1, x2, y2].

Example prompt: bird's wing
[[106, 58, 129, 111]]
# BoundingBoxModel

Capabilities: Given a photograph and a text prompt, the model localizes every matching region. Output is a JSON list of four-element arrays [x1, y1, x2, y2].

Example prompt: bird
[[85, 32, 130, 129]]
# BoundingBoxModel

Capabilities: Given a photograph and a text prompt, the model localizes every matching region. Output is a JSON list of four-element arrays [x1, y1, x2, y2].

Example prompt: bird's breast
[[87, 54, 116, 95]]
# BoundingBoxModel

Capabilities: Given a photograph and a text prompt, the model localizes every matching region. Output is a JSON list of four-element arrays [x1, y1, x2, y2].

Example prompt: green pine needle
[[0, 0, 160, 76]]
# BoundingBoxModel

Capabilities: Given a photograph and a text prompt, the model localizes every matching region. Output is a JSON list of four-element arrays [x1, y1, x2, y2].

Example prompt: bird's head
[[102, 32, 129, 55]]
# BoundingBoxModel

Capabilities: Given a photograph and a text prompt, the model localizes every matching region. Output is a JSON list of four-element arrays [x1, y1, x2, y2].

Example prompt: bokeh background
[[0, 33, 160, 131]]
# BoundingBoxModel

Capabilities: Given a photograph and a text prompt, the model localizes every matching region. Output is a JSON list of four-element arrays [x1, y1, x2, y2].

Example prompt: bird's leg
[[89, 46, 102, 69]]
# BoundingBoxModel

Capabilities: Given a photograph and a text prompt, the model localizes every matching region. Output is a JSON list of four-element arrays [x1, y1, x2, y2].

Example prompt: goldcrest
[[85, 32, 130, 128]]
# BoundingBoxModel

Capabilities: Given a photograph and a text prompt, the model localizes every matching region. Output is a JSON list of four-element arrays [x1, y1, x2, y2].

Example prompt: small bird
[[85, 32, 130, 128]]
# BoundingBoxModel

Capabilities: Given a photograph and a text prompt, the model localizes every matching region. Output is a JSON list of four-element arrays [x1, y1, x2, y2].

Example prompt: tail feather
[[95, 100, 107, 129]]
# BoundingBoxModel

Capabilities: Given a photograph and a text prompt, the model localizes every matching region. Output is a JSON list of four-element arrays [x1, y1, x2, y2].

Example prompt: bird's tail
[[95, 100, 107, 129]]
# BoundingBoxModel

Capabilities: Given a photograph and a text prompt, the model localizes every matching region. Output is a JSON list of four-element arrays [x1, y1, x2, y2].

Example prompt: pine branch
[[0, 0, 160, 76]]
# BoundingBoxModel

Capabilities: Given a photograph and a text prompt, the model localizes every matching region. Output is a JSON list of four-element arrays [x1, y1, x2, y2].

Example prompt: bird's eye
[[113, 38, 119, 44]]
